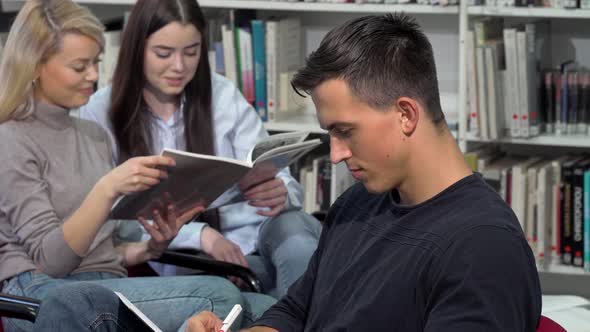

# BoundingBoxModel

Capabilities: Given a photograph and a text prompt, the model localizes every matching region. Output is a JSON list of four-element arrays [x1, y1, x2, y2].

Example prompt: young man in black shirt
[[187, 13, 542, 332]]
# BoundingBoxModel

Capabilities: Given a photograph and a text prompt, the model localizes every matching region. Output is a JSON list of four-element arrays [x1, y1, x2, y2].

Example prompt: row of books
[[94, 12, 306, 123], [468, 0, 590, 8], [291, 153, 356, 214], [465, 148, 590, 272], [542, 69, 590, 136], [207, 12, 306, 123], [466, 17, 590, 140]]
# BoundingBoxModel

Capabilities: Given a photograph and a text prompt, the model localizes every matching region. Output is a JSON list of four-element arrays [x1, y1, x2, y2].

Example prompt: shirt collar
[[33, 101, 73, 130], [145, 95, 186, 127]]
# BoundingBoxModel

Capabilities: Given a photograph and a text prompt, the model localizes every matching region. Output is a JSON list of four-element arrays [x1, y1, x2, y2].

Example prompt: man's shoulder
[[325, 183, 387, 225], [332, 182, 381, 208]]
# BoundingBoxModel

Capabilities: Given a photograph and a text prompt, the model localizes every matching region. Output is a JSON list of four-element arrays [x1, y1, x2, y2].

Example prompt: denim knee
[[258, 210, 321, 246], [33, 282, 124, 331]]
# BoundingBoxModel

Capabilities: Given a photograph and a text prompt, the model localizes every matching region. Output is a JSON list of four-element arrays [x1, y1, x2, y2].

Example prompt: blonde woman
[[0, 1, 274, 331]]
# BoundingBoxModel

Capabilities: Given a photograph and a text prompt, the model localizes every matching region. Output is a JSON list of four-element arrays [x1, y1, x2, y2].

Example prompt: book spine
[[516, 31, 530, 138], [578, 72, 589, 134], [561, 163, 574, 264], [572, 163, 585, 267], [544, 71, 555, 134], [525, 24, 539, 137], [251, 20, 267, 122], [584, 169, 590, 272], [466, 30, 480, 137], [221, 24, 238, 87], [234, 27, 243, 92], [559, 67, 569, 135], [265, 20, 278, 122], [503, 29, 520, 138], [475, 46, 489, 140], [567, 72, 579, 135]]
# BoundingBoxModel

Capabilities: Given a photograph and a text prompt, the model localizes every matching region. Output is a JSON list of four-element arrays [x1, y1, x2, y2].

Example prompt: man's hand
[[185, 311, 279, 332], [185, 311, 222, 332], [241, 178, 288, 217]]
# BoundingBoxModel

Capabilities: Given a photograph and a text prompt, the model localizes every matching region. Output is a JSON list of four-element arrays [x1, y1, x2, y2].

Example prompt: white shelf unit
[[466, 133, 590, 148], [457, 5, 590, 151], [199, 0, 459, 14], [468, 5, 590, 19], [62, 0, 459, 14], [457, 3, 590, 283], [264, 112, 325, 134]]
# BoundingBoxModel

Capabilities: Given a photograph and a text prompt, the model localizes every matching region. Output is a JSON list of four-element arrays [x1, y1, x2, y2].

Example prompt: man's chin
[[362, 182, 389, 194]]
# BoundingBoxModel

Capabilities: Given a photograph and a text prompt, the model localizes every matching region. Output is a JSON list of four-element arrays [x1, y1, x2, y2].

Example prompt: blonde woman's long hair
[[0, 0, 104, 124]]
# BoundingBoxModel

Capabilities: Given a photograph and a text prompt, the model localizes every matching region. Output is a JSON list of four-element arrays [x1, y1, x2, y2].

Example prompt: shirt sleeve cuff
[[162, 222, 208, 251]]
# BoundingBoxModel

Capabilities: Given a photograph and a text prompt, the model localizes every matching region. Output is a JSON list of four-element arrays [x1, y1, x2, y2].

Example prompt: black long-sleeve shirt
[[254, 174, 541, 331]]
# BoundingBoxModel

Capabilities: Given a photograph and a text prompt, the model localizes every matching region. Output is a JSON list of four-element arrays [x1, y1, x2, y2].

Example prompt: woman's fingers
[[166, 204, 179, 232], [152, 209, 171, 238], [138, 155, 176, 168], [138, 217, 163, 243], [136, 165, 168, 180], [256, 204, 284, 217], [178, 204, 205, 225]]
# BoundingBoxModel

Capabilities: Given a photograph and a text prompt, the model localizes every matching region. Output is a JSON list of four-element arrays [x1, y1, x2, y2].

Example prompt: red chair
[[537, 315, 567, 332]]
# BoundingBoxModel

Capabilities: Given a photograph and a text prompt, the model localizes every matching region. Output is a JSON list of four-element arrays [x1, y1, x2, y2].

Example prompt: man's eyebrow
[[326, 122, 354, 131]]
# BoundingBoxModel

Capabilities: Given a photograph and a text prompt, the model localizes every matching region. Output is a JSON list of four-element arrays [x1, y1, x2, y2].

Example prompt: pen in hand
[[219, 304, 242, 332]]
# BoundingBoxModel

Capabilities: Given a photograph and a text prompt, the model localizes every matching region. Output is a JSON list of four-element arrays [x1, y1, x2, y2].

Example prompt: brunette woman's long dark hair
[[109, 0, 214, 162]]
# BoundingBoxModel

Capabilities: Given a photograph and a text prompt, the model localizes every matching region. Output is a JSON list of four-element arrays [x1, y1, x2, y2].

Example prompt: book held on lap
[[110, 131, 321, 220], [115, 292, 162, 332]]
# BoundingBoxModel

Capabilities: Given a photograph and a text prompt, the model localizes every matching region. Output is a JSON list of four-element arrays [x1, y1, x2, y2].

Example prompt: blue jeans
[[246, 210, 322, 298], [2, 271, 275, 332]]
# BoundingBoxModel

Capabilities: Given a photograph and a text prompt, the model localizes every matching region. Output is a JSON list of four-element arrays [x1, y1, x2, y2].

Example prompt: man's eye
[[333, 128, 352, 138]]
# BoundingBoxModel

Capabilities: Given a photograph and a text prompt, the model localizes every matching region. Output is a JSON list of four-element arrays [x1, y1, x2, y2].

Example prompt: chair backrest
[[537, 315, 567, 332]]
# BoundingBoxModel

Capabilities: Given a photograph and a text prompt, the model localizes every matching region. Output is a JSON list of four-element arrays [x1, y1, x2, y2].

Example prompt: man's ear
[[396, 97, 419, 136]]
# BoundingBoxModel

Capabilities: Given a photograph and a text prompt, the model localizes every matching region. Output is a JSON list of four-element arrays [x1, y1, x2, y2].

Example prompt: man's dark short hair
[[292, 13, 445, 126]]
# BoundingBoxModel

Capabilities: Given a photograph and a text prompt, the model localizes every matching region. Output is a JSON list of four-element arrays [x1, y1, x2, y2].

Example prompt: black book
[[572, 158, 590, 267], [560, 157, 584, 264]]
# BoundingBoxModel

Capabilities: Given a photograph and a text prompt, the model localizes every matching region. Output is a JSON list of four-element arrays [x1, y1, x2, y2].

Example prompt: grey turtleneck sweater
[[0, 102, 127, 284]]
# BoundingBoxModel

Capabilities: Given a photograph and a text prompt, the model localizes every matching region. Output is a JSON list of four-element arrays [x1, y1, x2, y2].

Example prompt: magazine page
[[248, 131, 310, 163], [115, 292, 162, 332], [239, 139, 322, 190], [110, 149, 251, 220]]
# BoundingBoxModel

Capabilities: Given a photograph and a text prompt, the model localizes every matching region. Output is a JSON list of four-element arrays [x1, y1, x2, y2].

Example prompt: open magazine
[[115, 292, 162, 332], [110, 131, 321, 220]]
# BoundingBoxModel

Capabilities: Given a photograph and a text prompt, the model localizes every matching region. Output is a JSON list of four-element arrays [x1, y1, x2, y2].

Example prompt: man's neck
[[397, 127, 472, 206]]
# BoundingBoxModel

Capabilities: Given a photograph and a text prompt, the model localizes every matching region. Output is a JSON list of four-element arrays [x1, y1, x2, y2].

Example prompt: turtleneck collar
[[34, 101, 73, 130]]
